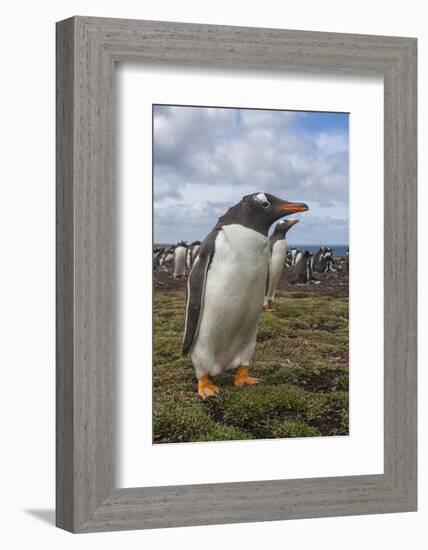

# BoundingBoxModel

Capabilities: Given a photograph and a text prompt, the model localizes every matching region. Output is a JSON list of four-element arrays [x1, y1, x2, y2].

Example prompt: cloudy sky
[[153, 105, 349, 245]]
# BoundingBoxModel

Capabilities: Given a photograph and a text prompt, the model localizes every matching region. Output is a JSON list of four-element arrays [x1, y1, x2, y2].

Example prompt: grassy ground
[[153, 290, 349, 444]]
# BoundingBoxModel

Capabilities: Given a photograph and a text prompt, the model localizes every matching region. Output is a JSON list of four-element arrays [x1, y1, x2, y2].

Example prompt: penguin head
[[278, 218, 300, 230], [219, 192, 308, 235], [249, 192, 308, 218], [273, 218, 300, 237]]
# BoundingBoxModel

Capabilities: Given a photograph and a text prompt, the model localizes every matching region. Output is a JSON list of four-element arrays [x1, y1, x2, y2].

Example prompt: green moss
[[205, 384, 309, 427], [289, 292, 309, 299], [152, 290, 349, 443], [268, 419, 321, 438], [266, 365, 348, 393], [257, 314, 285, 340], [153, 402, 252, 443], [305, 392, 349, 435]]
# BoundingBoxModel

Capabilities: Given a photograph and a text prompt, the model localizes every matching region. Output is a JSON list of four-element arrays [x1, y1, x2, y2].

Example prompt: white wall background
[[0, 1, 424, 548]]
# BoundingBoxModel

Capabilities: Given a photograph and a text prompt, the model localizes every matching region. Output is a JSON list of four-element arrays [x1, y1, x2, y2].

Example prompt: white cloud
[[316, 132, 349, 155], [153, 181, 182, 201], [154, 200, 230, 243], [153, 106, 349, 243]]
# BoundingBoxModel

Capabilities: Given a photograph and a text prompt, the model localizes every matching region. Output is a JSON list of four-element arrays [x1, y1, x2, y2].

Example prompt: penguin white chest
[[190, 224, 269, 378], [267, 239, 287, 300], [173, 246, 186, 276]]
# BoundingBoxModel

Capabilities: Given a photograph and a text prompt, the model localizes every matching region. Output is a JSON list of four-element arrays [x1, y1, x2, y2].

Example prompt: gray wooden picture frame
[[56, 16, 417, 533]]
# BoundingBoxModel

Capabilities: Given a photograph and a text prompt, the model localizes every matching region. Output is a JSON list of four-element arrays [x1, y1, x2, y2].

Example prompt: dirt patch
[[277, 267, 348, 298], [154, 270, 188, 292], [154, 263, 348, 298]]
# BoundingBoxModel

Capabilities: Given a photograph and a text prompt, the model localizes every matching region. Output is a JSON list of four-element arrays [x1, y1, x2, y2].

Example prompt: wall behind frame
[[0, 1, 424, 549]]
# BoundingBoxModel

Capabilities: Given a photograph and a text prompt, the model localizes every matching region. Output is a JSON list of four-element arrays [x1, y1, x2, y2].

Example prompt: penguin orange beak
[[289, 219, 300, 226], [278, 202, 309, 214]]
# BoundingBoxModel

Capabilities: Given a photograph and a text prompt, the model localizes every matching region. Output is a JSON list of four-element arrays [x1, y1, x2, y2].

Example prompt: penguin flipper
[[265, 261, 270, 297], [182, 230, 217, 356]]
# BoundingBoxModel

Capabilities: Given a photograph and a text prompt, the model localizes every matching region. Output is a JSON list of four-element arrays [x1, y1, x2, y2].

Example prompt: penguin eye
[[255, 192, 271, 209]]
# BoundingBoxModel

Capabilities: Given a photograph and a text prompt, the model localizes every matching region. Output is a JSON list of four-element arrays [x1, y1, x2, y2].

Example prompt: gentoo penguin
[[173, 241, 187, 279], [290, 246, 297, 264], [293, 249, 302, 266], [318, 248, 334, 273], [292, 250, 319, 284], [263, 219, 299, 311], [285, 250, 294, 268], [312, 246, 325, 272], [182, 192, 308, 398]]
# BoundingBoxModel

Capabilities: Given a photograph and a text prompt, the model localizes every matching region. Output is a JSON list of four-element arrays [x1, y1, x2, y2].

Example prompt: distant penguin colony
[[153, 193, 348, 397], [181, 193, 308, 398], [163, 247, 174, 269], [264, 219, 299, 311]]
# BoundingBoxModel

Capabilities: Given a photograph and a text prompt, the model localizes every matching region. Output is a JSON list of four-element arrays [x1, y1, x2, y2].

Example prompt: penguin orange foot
[[198, 375, 221, 398], [263, 300, 274, 312], [234, 366, 260, 387]]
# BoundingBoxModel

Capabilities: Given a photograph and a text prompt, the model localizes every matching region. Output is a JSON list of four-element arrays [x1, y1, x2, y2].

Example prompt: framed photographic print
[[56, 16, 417, 532]]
